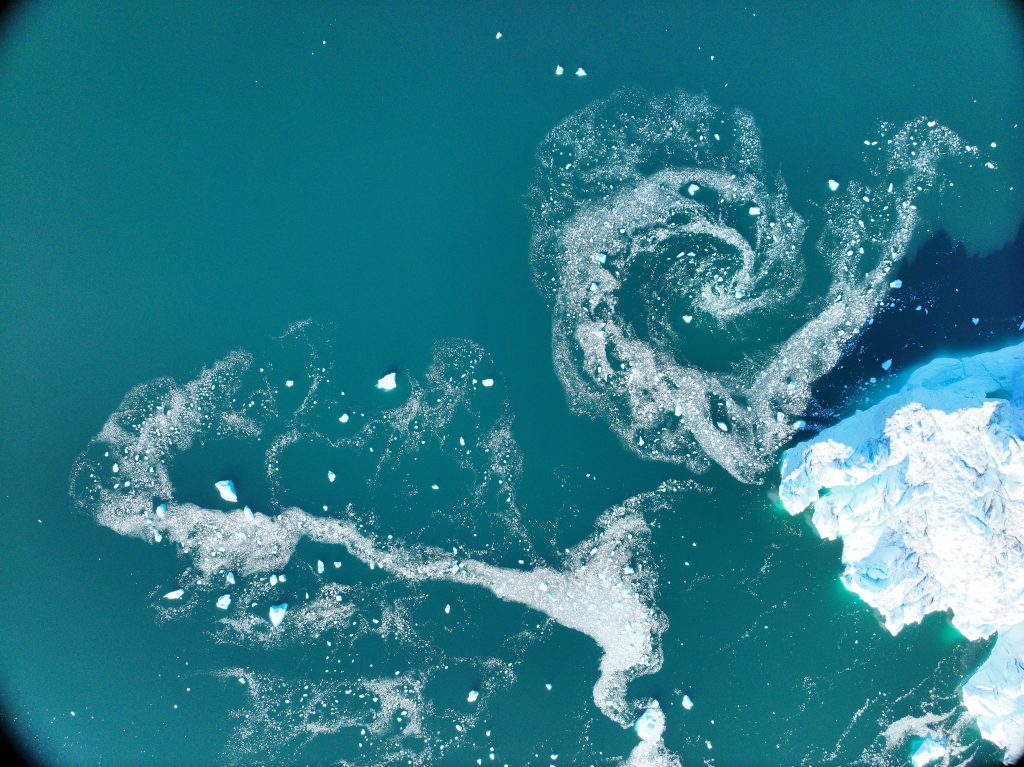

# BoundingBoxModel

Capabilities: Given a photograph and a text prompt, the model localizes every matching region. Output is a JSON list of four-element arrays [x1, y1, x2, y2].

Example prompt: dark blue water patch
[[807, 219, 1024, 424]]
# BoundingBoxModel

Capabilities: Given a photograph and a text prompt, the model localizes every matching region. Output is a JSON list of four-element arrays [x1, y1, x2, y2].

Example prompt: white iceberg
[[214, 480, 238, 503], [216, 594, 232, 610], [681, 694, 693, 710], [467, 690, 479, 703], [269, 603, 288, 627], [828, 178, 840, 191], [163, 589, 184, 600], [779, 341, 1024, 763], [910, 735, 947, 767], [376, 372, 397, 391], [635, 702, 666, 742]]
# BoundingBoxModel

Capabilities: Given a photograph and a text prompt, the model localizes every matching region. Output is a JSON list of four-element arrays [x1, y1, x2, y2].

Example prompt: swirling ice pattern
[[529, 89, 968, 482]]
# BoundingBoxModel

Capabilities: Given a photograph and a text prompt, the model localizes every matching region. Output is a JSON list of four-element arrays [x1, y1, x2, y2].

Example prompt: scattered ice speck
[[481, 378, 494, 387], [890, 279, 902, 289], [163, 589, 185, 600], [327, 470, 336, 483], [555, 65, 564, 76], [575, 67, 587, 77], [216, 594, 232, 610], [881, 359, 893, 371], [467, 690, 480, 703], [268, 603, 288, 627], [376, 372, 398, 391], [971, 317, 980, 326], [214, 480, 238, 504], [828, 179, 840, 191]]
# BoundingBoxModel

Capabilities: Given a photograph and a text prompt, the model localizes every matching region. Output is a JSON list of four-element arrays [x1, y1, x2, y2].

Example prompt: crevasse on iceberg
[[778, 341, 1024, 763]]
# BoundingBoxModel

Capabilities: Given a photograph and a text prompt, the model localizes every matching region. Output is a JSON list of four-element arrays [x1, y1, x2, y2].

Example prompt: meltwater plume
[[529, 89, 970, 482], [70, 324, 672, 765]]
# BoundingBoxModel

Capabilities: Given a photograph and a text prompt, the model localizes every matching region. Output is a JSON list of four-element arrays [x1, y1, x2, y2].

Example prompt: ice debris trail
[[69, 325, 671, 753], [779, 340, 1024, 763], [529, 89, 972, 482]]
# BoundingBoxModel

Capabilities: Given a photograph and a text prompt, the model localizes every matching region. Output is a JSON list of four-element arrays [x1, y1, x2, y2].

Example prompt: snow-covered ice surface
[[529, 89, 971, 483], [69, 321, 677, 766], [779, 341, 1024, 763]]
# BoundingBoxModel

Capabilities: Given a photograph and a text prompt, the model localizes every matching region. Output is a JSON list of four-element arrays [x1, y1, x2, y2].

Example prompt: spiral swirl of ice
[[529, 89, 969, 482]]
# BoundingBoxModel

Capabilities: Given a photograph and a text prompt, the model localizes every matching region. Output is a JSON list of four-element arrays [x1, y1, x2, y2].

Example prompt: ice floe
[[215, 480, 238, 504]]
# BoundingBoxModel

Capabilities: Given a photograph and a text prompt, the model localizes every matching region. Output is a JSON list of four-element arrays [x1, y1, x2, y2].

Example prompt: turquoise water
[[1, 2, 1022, 765]]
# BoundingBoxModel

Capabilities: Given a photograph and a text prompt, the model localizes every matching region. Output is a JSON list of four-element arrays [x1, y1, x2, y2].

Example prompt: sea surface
[[1, 3, 1022, 766]]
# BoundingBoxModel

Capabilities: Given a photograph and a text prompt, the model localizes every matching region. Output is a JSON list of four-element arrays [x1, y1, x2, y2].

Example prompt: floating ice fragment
[[163, 589, 185, 600], [243, 505, 254, 521], [284, 380, 294, 388], [216, 594, 231, 610], [555, 65, 564, 76], [889, 279, 902, 289], [152, 529, 162, 543], [681, 694, 693, 710], [682, 315, 693, 324], [971, 317, 980, 326], [214, 480, 238, 503], [112, 462, 119, 473], [495, 31, 502, 40], [881, 359, 892, 371], [545, 683, 553, 691], [333, 561, 341, 569], [467, 690, 480, 703], [376, 372, 397, 391], [715, 421, 728, 431], [828, 179, 840, 191], [748, 205, 761, 216], [268, 603, 288, 627], [154, 503, 166, 518], [575, 67, 586, 77], [910, 735, 947, 767], [444, 603, 451, 614], [317, 560, 325, 574], [339, 413, 349, 423], [687, 183, 699, 196], [481, 378, 494, 387], [226, 571, 235, 585], [634, 702, 666, 742], [430, 483, 439, 490], [327, 470, 336, 483]]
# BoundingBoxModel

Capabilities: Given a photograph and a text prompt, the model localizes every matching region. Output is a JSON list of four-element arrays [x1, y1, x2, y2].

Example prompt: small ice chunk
[[481, 378, 494, 387], [545, 683, 553, 691], [333, 561, 341, 569], [748, 205, 761, 216], [226, 572, 236, 585], [971, 317, 980, 326], [269, 603, 288, 627], [828, 179, 840, 191], [593, 252, 607, 264], [911, 735, 947, 767], [154, 503, 166, 518], [881, 359, 893, 371], [430, 483, 439, 490], [243, 505, 254, 521], [889, 279, 902, 289], [555, 65, 564, 76], [635, 703, 666, 742], [284, 380, 294, 388], [495, 31, 502, 40], [317, 560, 325, 574], [269, 574, 278, 586], [687, 183, 700, 196], [681, 694, 694, 710], [575, 67, 586, 77], [467, 690, 480, 703], [214, 480, 238, 503], [682, 315, 693, 324], [216, 594, 231, 610], [444, 603, 451, 614], [163, 589, 185, 600], [716, 421, 729, 431], [327, 470, 336, 483], [152, 529, 162, 543], [339, 413, 350, 423], [376, 372, 397, 391]]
